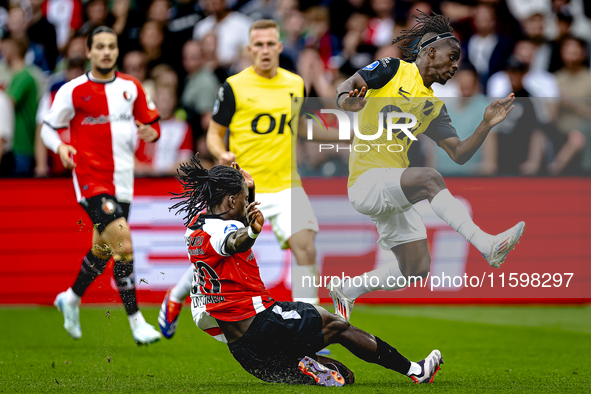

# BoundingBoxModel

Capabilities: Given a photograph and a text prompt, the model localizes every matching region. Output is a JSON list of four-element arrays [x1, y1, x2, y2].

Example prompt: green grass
[[1, 305, 590, 393]]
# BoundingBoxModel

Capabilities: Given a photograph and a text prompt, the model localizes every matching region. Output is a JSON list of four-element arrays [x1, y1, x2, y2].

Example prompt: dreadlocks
[[391, 11, 457, 63], [169, 154, 245, 226]]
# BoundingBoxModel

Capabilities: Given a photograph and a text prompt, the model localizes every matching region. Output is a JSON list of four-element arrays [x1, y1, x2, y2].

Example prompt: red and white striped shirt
[[187, 214, 274, 342], [42, 72, 160, 203]]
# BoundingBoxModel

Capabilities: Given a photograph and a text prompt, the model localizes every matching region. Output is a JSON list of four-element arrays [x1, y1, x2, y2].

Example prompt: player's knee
[[91, 242, 113, 259], [324, 314, 350, 342], [399, 256, 431, 279], [422, 168, 445, 198], [112, 240, 133, 262]]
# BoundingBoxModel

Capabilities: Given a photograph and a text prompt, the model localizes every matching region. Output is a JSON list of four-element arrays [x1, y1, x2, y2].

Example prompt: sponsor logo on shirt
[[81, 114, 133, 125], [363, 61, 379, 70], [224, 224, 238, 234]]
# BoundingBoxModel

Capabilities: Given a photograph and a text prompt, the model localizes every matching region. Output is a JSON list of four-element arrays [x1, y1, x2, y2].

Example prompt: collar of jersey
[[86, 71, 117, 84], [248, 65, 281, 81]]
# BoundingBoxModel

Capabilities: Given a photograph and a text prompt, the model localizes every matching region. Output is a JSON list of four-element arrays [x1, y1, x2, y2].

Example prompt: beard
[[96, 65, 115, 75]]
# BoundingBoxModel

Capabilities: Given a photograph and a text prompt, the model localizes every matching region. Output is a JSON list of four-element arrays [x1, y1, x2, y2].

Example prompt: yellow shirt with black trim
[[348, 58, 458, 187], [212, 66, 304, 193]]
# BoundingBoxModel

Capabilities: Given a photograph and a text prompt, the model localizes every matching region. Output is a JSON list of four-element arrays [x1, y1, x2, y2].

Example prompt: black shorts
[[227, 301, 325, 384], [80, 194, 130, 234]]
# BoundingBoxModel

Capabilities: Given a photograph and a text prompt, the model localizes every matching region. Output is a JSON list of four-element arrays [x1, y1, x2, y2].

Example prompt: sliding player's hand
[[219, 151, 236, 166], [246, 202, 264, 234], [57, 143, 77, 169], [483, 93, 515, 127], [232, 162, 254, 189], [136, 121, 158, 142], [341, 86, 367, 112]]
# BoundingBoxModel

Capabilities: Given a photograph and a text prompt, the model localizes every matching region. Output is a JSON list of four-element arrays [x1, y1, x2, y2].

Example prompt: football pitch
[[1, 305, 589, 393]]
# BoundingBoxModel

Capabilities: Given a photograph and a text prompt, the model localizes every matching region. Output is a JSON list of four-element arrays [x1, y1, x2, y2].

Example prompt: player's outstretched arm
[[224, 202, 264, 255], [336, 73, 367, 112], [439, 93, 515, 165], [206, 120, 235, 165]]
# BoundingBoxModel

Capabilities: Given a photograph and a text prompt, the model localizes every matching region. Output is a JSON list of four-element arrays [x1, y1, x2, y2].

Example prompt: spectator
[[139, 20, 169, 74], [180, 40, 219, 135], [487, 39, 560, 98], [42, 0, 84, 51], [464, 3, 513, 93], [53, 34, 88, 73], [122, 50, 155, 102], [367, 0, 395, 47], [280, 9, 305, 68], [192, 0, 251, 68], [303, 7, 339, 69], [27, 0, 58, 72], [554, 36, 591, 172], [78, 0, 115, 36], [135, 85, 193, 176], [0, 36, 38, 176], [297, 48, 333, 97], [201, 32, 229, 83], [6, 6, 49, 73], [34, 57, 85, 177], [0, 87, 13, 176], [520, 10, 552, 71]]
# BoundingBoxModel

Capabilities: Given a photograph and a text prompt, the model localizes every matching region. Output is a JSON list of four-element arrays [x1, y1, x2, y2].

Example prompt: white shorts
[[257, 187, 319, 249], [348, 168, 427, 250]]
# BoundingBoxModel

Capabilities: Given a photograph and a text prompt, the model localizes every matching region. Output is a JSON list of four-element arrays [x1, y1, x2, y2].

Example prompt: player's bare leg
[[97, 218, 161, 344], [330, 240, 430, 321], [289, 229, 320, 304], [314, 305, 442, 383], [401, 167, 524, 268]]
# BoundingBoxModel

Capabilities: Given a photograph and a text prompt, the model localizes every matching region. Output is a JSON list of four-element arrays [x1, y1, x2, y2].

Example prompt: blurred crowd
[[1, 0, 591, 179]]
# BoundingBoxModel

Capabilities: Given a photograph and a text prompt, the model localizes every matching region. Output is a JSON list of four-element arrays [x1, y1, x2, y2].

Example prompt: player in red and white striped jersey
[[169, 155, 443, 386], [41, 26, 162, 345]]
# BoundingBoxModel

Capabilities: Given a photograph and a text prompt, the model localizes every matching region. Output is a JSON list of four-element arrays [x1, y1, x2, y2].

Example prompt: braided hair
[[169, 154, 245, 226], [391, 11, 457, 63]]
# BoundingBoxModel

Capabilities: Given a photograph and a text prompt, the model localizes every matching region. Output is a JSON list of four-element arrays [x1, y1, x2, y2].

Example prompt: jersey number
[[193, 261, 221, 294], [251, 113, 291, 135]]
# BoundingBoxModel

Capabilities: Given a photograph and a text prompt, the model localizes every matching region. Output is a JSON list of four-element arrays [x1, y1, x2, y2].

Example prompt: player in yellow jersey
[[158, 20, 323, 340], [328, 12, 526, 321]]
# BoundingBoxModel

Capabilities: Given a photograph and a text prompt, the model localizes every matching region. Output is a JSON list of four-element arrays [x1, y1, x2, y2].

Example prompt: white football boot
[[54, 291, 82, 339], [484, 221, 525, 268], [130, 315, 162, 345], [327, 282, 355, 322], [409, 350, 443, 384]]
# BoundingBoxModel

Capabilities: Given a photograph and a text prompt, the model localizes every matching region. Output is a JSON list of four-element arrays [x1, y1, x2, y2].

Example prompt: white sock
[[65, 288, 80, 306], [407, 362, 422, 376], [341, 261, 407, 300], [430, 189, 493, 255], [292, 264, 319, 304], [128, 311, 146, 330], [170, 266, 193, 303]]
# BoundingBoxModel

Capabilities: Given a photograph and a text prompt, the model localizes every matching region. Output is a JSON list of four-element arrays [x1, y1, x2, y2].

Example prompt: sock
[[128, 311, 146, 330], [170, 266, 193, 303], [113, 260, 139, 316], [430, 189, 494, 255], [71, 250, 109, 298], [292, 264, 319, 304], [342, 261, 407, 300], [374, 337, 411, 375], [407, 362, 422, 376], [65, 287, 81, 307]]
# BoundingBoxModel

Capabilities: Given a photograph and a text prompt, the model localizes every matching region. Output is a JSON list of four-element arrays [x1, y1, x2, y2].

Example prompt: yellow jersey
[[212, 66, 304, 193], [348, 58, 458, 187]]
